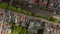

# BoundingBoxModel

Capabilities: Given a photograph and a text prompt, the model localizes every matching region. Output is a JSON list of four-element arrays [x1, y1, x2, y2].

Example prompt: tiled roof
[[39, 1, 47, 5], [42, 1, 47, 5], [32, 0, 36, 3], [2, 30, 6, 34], [3, 23, 8, 28], [7, 31, 11, 34]]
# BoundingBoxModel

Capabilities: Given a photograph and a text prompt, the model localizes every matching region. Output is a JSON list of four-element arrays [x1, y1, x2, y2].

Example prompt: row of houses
[[23, 0, 60, 9], [0, 8, 11, 34], [1, 8, 60, 34], [8, 11, 44, 34], [0, 7, 60, 34], [6, 10, 60, 34]]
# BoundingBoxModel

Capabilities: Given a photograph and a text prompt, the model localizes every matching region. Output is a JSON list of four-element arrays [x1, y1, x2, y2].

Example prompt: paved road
[[20, 4, 55, 17]]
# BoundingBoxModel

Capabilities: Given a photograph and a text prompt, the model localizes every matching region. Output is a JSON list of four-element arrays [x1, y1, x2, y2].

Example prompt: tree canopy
[[50, 18, 57, 23], [8, 6, 16, 11], [0, 3, 8, 9], [17, 8, 22, 12]]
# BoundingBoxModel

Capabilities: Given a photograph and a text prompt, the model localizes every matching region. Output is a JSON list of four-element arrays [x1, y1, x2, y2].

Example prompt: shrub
[[50, 18, 57, 22], [8, 6, 16, 11], [0, 3, 8, 9], [35, 14, 39, 17], [23, 10, 28, 14], [39, 15, 44, 18], [17, 8, 22, 12], [28, 12, 32, 16], [46, 16, 50, 20]]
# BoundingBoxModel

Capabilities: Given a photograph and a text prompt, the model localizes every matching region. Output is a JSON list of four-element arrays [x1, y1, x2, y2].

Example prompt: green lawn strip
[[11, 26, 22, 34]]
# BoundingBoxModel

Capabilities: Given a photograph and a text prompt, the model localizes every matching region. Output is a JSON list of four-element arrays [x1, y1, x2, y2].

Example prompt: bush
[[33, 13, 44, 18], [17, 8, 22, 12], [8, 6, 16, 11], [11, 26, 22, 34], [46, 16, 50, 20], [28, 12, 32, 16], [34, 14, 39, 17], [11, 26, 28, 34], [0, 3, 8, 9], [50, 18, 57, 22], [23, 10, 28, 14], [39, 15, 44, 18]]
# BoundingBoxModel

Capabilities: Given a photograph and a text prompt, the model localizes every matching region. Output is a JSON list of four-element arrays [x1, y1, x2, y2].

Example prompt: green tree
[[50, 18, 57, 22], [8, 6, 16, 11], [35, 14, 39, 17], [28, 12, 32, 16], [17, 8, 22, 12], [11, 25, 28, 34], [11, 26, 22, 34], [21, 28, 27, 34], [0, 3, 8, 9], [38, 15, 44, 18], [23, 10, 28, 15], [46, 16, 50, 20]]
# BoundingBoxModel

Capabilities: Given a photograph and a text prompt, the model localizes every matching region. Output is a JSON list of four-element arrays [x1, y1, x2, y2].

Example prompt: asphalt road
[[20, 4, 55, 17]]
